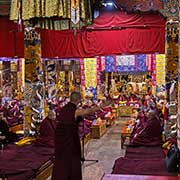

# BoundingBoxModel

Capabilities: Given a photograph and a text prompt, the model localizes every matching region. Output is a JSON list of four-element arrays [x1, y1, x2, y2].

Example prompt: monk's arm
[[75, 101, 112, 118]]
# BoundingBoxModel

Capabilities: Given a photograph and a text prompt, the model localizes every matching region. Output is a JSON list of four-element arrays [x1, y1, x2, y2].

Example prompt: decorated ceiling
[[114, 0, 164, 11]]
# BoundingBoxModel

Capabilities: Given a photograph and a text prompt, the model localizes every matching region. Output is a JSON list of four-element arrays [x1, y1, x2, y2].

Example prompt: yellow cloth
[[156, 54, 166, 89], [84, 58, 97, 88], [10, 0, 92, 22]]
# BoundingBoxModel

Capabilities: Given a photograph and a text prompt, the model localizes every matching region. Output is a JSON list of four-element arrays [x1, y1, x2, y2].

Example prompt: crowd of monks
[[0, 88, 172, 180]]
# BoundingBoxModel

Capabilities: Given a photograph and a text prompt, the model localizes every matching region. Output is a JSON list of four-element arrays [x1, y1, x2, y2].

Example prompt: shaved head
[[48, 110, 56, 120], [70, 92, 81, 104]]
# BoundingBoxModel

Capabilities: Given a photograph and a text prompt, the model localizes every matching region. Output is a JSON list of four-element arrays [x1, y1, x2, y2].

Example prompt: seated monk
[[130, 110, 162, 146], [35, 110, 56, 147], [0, 112, 18, 146], [131, 110, 147, 138], [0, 112, 9, 145]]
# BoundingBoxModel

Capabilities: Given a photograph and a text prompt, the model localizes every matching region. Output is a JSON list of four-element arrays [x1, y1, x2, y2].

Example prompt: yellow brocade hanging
[[10, 0, 19, 20], [156, 54, 166, 91], [45, 0, 58, 17], [22, 0, 35, 20], [84, 58, 97, 88], [10, 0, 91, 23], [34, 0, 41, 17]]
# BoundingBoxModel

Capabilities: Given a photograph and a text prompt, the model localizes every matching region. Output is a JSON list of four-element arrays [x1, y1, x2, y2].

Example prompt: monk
[[130, 110, 162, 146], [51, 92, 111, 180], [0, 112, 9, 145], [0, 112, 18, 146], [131, 109, 147, 138], [35, 110, 56, 147]]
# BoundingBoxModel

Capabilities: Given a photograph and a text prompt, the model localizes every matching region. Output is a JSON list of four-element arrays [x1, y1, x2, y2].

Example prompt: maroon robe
[[51, 102, 82, 180], [35, 117, 56, 147], [131, 111, 147, 138], [130, 114, 162, 146]]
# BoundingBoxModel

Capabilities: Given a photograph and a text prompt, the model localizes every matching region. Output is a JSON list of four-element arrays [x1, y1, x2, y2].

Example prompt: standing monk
[[51, 92, 111, 180]]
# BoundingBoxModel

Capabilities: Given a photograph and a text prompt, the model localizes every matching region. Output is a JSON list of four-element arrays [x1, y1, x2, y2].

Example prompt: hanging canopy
[[41, 12, 165, 58], [89, 11, 165, 29], [0, 12, 165, 58]]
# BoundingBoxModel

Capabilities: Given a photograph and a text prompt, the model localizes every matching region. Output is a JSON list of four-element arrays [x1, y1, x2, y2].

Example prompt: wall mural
[[160, 0, 179, 19], [115, 0, 163, 11]]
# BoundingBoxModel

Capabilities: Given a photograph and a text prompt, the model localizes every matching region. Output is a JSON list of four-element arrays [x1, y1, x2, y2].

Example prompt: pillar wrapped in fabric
[[177, 1, 180, 148], [46, 60, 57, 110], [24, 27, 44, 136]]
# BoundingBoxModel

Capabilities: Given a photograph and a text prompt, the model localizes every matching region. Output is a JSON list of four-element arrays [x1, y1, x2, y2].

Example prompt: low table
[[91, 121, 106, 139], [121, 125, 134, 148]]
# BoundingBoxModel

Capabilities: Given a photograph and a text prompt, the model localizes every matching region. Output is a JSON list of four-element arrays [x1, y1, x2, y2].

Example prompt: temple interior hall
[[0, 0, 180, 180]]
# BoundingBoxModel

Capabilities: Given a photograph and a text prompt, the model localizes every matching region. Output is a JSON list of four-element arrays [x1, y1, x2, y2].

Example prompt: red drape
[[0, 17, 18, 32], [41, 27, 165, 58], [0, 32, 15, 57], [41, 12, 165, 58], [0, 12, 165, 58], [91, 12, 165, 28], [15, 32, 24, 58], [0, 17, 23, 57]]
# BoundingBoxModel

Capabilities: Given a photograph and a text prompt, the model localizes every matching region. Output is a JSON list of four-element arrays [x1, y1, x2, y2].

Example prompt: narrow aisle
[[82, 119, 126, 180]]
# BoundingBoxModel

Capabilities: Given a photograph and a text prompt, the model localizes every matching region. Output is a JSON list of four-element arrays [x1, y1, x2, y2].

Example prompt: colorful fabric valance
[[136, 54, 148, 72], [84, 58, 97, 88], [116, 55, 136, 73], [156, 54, 166, 92], [105, 56, 116, 72]]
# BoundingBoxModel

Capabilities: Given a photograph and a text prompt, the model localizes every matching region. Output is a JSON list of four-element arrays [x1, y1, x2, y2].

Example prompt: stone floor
[[47, 118, 128, 180]]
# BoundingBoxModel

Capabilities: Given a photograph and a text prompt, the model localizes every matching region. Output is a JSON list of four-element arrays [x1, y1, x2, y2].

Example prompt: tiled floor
[[47, 118, 128, 180]]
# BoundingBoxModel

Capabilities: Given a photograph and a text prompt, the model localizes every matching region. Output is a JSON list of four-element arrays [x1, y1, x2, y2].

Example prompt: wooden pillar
[[46, 60, 57, 109], [2, 61, 12, 99], [24, 27, 44, 136], [177, 2, 180, 148]]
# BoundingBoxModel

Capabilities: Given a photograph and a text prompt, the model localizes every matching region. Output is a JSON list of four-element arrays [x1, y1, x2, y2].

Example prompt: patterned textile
[[116, 55, 135, 73], [160, 0, 179, 18], [136, 54, 148, 72], [115, 0, 163, 12], [24, 28, 44, 135], [156, 54, 166, 92], [105, 56, 116, 72], [146, 54, 152, 72], [71, 0, 80, 24], [99, 56, 106, 71], [151, 54, 156, 86], [84, 58, 97, 88], [10, 0, 92, 24], [80, 58, 85, 87], [97, 57, 101, 85]]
